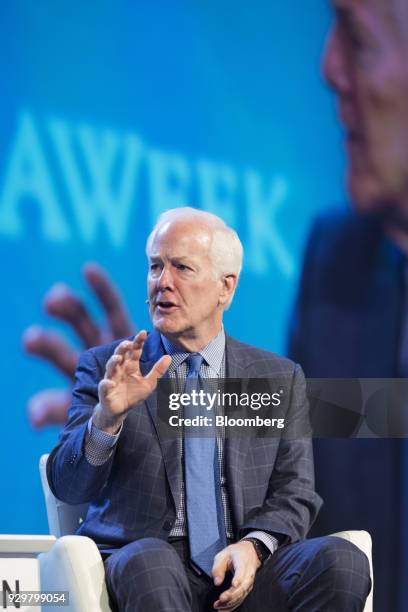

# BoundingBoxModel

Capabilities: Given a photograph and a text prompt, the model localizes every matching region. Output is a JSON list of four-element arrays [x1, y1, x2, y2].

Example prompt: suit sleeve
[[46, 347, 118, 504], [239, 363, 322, 544]]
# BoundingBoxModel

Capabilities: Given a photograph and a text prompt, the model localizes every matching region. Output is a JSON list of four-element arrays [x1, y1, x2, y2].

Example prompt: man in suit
[[48, 208, 370, 611], [289, 1, 408, 610], [289, 210, 404, 611]]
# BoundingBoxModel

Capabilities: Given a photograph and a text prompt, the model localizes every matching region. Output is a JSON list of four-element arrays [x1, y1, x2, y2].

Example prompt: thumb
[[145, 355, 172, 386]]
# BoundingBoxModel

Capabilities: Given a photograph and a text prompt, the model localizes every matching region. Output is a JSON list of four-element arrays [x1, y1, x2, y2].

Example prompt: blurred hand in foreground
[[23, 262, 135, 428]]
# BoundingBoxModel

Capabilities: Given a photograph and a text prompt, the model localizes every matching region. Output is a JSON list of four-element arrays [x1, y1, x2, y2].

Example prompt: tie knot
[[186, 353, 204, 376]]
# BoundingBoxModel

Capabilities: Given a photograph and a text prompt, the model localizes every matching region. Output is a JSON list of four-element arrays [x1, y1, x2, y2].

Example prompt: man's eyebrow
[[171, 256, 195, 265], [148, 255, 196, 264]]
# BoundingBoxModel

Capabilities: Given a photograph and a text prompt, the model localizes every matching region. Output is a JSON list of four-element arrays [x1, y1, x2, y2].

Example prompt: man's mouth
[[155, 300, 179, 313]]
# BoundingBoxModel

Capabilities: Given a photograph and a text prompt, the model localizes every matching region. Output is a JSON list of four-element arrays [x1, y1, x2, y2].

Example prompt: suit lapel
[[224, 336, 251, 527], [140, 331, 182, 513]]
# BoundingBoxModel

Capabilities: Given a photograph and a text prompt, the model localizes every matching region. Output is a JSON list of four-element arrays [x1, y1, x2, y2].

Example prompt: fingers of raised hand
[[145, 355, 172, 387], [117, 330, 147, 365], [23, 326, 79, 379], [27, 389, 72, 428], [44, 283, 101, 348], [83, 262, 135, 339], [105, 331, 149, 379], [131, 330, 148, 352], [105, 354, 124, 380], [98, 378, 117, 400], [113, 340, 135, 358]]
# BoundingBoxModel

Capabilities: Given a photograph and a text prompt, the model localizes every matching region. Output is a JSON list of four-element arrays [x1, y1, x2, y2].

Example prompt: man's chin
[[152, 316, 183, 336]]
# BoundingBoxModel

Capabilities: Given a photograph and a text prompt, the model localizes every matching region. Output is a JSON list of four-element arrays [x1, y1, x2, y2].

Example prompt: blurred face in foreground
[[324, 0, 408, 225], [147, 219, 236, 351]]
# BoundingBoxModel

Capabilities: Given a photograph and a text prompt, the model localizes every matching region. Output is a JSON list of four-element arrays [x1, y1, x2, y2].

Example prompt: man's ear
[[218, 274, 238, 306]]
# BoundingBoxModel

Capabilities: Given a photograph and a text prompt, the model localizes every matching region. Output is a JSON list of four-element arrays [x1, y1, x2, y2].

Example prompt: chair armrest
[[39, 454, 89, 538], [0, 535, 56, 554], [329, 530, 373, 612], [38, 536, 111, 612]]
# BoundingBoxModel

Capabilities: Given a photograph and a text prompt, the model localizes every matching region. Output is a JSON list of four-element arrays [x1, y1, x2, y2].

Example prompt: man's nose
[[157, 265, 174, 290], [322, 26, 351, 95]]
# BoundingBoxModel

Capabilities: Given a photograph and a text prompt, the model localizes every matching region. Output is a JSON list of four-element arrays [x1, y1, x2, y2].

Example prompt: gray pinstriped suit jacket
[[47, 330, 322, 551]]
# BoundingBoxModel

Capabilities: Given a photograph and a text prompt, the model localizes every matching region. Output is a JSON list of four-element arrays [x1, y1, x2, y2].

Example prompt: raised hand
[[93, 331, 172, 433], [23, 262, 135, 428]]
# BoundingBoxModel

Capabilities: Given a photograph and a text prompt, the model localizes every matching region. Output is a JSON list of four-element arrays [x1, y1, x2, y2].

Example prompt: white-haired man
[[47, 208, 370, 611]]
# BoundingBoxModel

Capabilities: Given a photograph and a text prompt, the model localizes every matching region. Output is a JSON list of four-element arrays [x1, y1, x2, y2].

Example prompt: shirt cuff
[[242, 530, 279, 556], [84, 417, 122, 466]]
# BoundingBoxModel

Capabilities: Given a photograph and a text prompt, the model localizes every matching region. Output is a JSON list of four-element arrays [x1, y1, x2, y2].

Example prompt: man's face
[[324, 0, 408, 217], [147, 220, 225, 344]]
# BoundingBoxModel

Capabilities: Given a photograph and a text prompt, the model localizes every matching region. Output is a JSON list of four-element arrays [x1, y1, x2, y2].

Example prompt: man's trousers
[[103, 535, 371, 611]]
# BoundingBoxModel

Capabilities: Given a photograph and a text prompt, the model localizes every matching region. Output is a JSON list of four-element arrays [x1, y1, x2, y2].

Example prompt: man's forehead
[[149, 221, 212, 256], [154, 220, 212, 243]]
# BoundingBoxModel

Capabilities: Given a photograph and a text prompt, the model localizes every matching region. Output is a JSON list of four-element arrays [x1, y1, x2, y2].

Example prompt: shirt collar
[[161, 328, 225, 376]]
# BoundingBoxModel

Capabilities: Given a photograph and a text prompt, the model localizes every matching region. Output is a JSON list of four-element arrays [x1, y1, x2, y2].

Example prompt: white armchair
[[38, 454, 112, 612], [37, 454, 373, 612]]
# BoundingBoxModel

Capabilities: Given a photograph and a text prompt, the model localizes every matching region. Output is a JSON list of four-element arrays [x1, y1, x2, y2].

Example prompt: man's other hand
[[22, 262, 135, 428], [212, 541, 261, 610]]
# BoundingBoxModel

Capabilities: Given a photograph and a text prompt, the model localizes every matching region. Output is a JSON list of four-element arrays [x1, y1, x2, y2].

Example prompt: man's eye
[[150, 264, 160, 271], [177, 264, 189, 271], [343, 20, 373, 55]]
